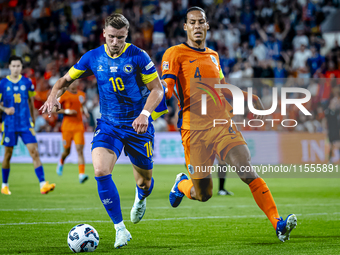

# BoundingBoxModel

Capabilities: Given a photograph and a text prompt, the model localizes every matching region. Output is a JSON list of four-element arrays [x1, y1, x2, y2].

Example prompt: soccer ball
[[67, 224, 99, 253]]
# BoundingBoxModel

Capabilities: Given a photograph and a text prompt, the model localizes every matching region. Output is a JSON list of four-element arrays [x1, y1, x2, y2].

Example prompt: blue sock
[[95, 174, 123, 224], [2, 168, 10, 183], [34, 166, 45, 182], [137, 177, 154, 200]]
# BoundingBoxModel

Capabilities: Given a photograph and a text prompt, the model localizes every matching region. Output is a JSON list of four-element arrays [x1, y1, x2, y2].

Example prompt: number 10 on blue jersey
[[109, 77, 125, 92]]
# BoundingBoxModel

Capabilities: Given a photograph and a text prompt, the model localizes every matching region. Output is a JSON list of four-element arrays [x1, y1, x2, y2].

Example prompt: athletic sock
[[34, 166, 45, 183], [78, 164, 85, 174], [178, 179, 194, 199], [39, 181, 46, 189], [249, 178, 280, 229], [95, 174, 123, 224], [114, 221, 126, 230], [219, 177, 225, 191], [136, 177, 154, 201], [2, 168, 10, 184]]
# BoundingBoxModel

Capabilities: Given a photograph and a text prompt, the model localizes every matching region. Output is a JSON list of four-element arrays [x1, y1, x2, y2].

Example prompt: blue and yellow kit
[[69, 43, 168, 169], [0, 75, 37, 146]]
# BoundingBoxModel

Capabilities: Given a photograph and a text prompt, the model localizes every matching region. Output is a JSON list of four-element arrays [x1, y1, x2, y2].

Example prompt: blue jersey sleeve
[[0, 79, 4, 102], [69, 51, 93, 80], [137, 50, 158, 84], [149, 85, 168, 122], [27, 78, 36, 97]]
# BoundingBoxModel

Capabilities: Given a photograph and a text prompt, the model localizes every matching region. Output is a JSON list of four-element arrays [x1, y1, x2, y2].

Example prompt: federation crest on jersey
[[79, 95, 85, 103], [162, 61, 169, 71], [210, 55, 218, 66], [123, 64, 133, 74], [20, 85, 26, 91]]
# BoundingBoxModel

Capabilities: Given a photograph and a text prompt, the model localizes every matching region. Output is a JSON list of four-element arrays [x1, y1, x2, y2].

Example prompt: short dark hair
[[8, 55, 23, 65], [105, 13, 129, 30], [185, 6, 206, 23]]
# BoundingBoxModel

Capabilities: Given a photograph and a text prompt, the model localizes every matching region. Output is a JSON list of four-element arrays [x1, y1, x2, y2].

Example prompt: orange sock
[[60, 158, 64, 165], [249, 178, 280, 229], [178, 179, 194, 199], [78, 164, 85, 174]]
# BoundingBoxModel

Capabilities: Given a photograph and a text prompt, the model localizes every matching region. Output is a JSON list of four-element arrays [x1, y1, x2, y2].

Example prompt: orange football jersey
[[59, 90, 86, 132], [161, 43, 232, 130]]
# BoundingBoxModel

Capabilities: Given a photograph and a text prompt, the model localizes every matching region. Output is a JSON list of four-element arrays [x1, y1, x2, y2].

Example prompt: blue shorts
[[1, 129, 37, 147], [92, 119, 154, 170]]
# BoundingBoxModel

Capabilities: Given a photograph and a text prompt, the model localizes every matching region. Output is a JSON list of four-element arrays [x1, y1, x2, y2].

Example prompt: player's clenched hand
[[253, 98, 265, 120], [4, 107, 15, 115], [132, 114, 149, 134], [40, 96, 61, 117]]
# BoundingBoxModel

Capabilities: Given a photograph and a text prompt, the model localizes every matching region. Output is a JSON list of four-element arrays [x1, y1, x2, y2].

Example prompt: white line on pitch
[[0, 212, 339, 226], [1, 203, 340, 212]]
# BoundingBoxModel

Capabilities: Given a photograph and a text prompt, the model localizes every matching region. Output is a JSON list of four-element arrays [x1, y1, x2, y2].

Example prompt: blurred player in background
[[56, 80, 89, 184], [41, 13, 167, 248], [162, 7, 297, 242], [324, 97, 340, 163], [0, 56, 56, 195]]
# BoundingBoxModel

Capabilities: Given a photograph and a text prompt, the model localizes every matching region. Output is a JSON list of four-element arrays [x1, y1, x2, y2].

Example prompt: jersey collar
[[183, 42, 206, 52], [6, 75, 22, 84], [104, 43, 131, 59]]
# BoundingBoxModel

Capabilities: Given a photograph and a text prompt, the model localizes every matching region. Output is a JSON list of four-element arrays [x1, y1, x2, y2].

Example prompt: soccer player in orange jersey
[[162, 7, 297, 242], [56, 81, 89, 184]]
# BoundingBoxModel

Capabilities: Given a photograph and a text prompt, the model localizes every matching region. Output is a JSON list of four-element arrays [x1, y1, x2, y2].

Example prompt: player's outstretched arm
[[40, 72, 75, 117], [132, 76, 164, 134]]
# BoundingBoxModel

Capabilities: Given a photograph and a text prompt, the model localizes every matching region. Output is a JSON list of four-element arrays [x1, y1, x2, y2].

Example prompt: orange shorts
[[62, 130, 85, 149], [181, 124, 246, 179]]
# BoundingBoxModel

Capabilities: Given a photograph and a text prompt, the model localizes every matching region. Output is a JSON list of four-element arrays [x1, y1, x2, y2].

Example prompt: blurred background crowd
[[0, 0, 340, 133]]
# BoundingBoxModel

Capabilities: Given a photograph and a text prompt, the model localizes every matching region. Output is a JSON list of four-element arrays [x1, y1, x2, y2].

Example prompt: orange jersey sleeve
[[161, 46, 181, 100]]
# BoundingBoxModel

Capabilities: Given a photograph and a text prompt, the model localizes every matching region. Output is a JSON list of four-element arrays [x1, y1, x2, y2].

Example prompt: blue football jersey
[[69, 43, 168, 125], [0, 75, 35, 132]]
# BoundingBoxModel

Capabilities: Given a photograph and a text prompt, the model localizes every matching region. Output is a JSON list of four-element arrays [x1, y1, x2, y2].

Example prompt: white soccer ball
[[67, 224, 99, 253]]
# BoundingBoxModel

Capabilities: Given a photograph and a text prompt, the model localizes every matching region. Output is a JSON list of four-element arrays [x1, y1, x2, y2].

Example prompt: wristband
[[141, 110, 151, 118], [65, 109, 71, 115]]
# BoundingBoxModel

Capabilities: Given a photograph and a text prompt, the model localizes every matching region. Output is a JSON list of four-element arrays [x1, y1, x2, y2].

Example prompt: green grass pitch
[[0, 164, 339, 254]]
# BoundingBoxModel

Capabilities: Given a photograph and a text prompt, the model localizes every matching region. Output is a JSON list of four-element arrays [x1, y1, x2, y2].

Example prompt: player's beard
[[194, 40, 202, 46], [109, 45, 122, 55]]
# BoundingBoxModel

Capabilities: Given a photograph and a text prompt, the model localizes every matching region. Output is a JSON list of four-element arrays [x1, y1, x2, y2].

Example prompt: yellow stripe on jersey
[[104, 43, 131, 59], [141, 71, 158, 84], [28, 91, 36, 97], [1, 122, 4, 145], [151, 109, 169, 121], [219, 69, 224, 80], [69, 66, 86, 80], [0, 93, 2, 101], [6, 75, 22, 83]]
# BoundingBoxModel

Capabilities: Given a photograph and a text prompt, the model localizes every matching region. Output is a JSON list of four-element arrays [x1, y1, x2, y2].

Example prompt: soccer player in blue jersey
[[0, 56, 56, 195], [40, 13, 167, 249]]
